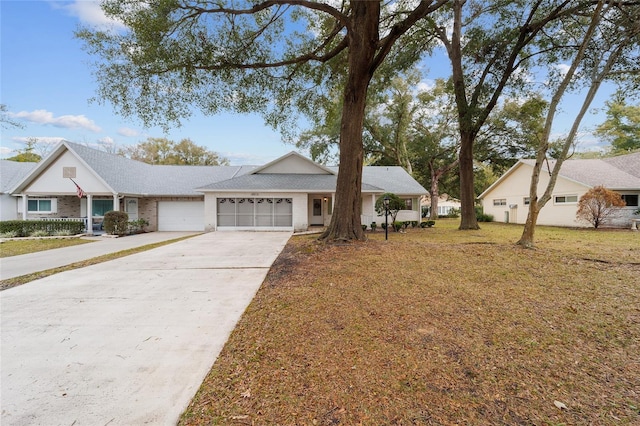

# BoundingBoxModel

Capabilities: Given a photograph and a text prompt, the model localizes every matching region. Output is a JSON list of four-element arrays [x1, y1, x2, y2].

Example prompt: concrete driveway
[[1, 231, 291, 426]]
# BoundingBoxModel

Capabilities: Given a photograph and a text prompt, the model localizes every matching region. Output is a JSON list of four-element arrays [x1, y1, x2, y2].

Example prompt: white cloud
[[97, 136, 114, 145], [10, 109, 102, 132], [57, 0, 126, 32], [118, 127, 140, 137], [555, 64, 572, 77]]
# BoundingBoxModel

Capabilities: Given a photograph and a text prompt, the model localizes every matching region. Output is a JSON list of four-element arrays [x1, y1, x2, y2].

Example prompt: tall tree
[[594, 95, 640, 153], [119, 137, 228, 165], [426, 0, 597, 230], [78, 0, 449, 242], [517, 0, 640, 248], [5, 138, 41, 162], [0, 104, 24, 130]]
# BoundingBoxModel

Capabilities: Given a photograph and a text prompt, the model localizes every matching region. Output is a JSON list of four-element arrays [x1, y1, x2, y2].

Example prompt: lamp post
[[383, 195, 390, 241]]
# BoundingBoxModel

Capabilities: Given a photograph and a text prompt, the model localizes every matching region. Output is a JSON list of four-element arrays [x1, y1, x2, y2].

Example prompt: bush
[[370, 222, 377, 231], [30, 229, 51, 237], [103, 211, 129, 236], [393, 221, 403, 232], [128, 218, 149, 234], [0, 220, 85, 237], [410, 221, 418, 228], [477, 213, 494, 222], [421, 220, 435, 228], [362, 224, 368, 231]]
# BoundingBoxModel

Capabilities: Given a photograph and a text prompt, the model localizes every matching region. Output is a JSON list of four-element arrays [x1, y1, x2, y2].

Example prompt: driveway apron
[[1, 231, 291, 426]]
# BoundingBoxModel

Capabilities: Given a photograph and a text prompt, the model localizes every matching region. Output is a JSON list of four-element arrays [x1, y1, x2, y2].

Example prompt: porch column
[[21, 195, 28, 220], [86, 194, 93, 233], [113, 194, 119, 211]]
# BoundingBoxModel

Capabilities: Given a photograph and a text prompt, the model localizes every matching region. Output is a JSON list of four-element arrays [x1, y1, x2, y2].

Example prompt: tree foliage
[[576, 186, 626, 229], [374, 193, 406, 225], [77, 0, 450, 242], [595, 95, 640, 154], [118, 137, 228, 165], [5, 138, 42, 162]]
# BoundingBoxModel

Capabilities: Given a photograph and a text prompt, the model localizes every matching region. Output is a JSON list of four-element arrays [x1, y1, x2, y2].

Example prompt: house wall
[[482, 163, 590, 227], [24, 151, 111, 195], [0, 194, 18, 221]]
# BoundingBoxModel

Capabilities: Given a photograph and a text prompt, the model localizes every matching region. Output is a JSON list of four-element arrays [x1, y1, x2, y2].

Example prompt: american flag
[[72, 180, 85, 198]]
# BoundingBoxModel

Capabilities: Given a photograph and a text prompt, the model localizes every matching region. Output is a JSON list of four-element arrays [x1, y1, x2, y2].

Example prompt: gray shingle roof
[[198, 173, 383, 192], [1, 160, 37, 193], [12, 142, 426, 196], [521, 152, 640, 190], [65, 142, 253, 195]]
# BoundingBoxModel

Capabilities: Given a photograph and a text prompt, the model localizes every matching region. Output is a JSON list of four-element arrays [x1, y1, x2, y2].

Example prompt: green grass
[[181, 220, 640, 425], [0, 237, 93, 258]]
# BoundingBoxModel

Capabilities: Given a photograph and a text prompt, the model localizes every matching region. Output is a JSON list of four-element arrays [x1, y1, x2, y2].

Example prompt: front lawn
[[0, 237, 93, 258], [181, 221, 640, 425]]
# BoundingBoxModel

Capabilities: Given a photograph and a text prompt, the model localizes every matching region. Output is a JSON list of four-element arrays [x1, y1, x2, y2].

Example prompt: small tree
[[103, 211, 129, 236], [374, 193, 406, 230], [576, 186, 626, 229]]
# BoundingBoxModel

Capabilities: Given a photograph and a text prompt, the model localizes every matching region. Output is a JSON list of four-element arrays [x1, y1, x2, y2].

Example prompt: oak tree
[[78, 0, 448, 242]]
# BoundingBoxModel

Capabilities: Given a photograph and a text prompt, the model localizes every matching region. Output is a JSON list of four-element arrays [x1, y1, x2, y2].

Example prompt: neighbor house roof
[[480, 152, 640, 198]]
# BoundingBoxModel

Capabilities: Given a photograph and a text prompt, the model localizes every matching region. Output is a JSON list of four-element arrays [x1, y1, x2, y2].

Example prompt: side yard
[[181, 221, 640, 425]]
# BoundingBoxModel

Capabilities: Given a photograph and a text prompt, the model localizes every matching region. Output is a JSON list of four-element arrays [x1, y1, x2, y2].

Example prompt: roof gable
[[250, 151, 335, 175]]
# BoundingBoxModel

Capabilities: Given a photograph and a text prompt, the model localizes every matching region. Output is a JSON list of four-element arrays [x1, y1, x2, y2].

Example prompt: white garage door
[[158, 201, 204, 231]]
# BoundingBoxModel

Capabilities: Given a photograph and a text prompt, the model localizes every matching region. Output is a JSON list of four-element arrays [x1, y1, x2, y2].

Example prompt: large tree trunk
[[320, 1, 379, 242], [458, 132, 479, 229]]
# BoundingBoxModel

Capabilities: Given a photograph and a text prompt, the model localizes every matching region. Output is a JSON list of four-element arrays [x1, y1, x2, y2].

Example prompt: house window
[[493, 199, 507, 206], [523, 197, 530, 205], [403, 198, 413, 210], [92, 199, 113, 216], [28, 199, 53, 213], [621, 194, 639, 207], [554, 195, 578, 204]]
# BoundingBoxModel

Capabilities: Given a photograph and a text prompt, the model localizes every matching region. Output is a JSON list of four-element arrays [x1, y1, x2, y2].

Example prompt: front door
[[310, 197, 323, 226], [125, 198, 138, 221]]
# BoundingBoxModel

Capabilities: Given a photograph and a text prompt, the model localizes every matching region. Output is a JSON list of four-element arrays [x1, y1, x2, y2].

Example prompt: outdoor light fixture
[[383, 196, 390, 241]]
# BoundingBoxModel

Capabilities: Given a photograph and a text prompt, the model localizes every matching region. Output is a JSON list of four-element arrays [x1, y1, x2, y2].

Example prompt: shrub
[[30, 229, 51, 237], [393, 221, 403, 232], [410, 221, 418, 228], [103, 211, 129, 236], [477, 213, 494, 222], [0, 220, 85, 237], [370, 222, 377, 231], [128, 218, 149, 233], [576, 186, 626, 229], [421, 220, 436, 228], [0, 230, 19, 238], [446, 208, 461, 218], [52, 229, 73, 236], [361, 224, 368, 231]]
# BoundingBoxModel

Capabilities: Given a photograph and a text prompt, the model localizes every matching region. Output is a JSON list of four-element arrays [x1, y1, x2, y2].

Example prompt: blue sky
[[1, 1, 613, 165], [0, 1, 292, 165]]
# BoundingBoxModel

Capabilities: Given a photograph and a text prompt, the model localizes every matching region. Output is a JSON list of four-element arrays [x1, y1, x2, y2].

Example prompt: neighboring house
[[420, 194, 462, 217], [5, 141, 426, 233], [479, 152, 640, 228], [1, 160, 37, 221]]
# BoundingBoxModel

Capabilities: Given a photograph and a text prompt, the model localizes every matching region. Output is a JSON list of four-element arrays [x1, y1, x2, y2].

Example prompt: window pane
[[28, 200, 38, 211], [622, 194, 639, 206], [39, 200, 51, 211], [93, 199, 112, 216], [567, 195, 578, 203]]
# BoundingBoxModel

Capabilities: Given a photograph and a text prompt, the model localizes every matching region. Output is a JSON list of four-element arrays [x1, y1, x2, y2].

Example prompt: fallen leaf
[[241, 389, 251, 398], [554, 400, 567, 410]]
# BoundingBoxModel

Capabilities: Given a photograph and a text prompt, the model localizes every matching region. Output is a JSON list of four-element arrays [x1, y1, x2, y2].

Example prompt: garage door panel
[[158, 201, 204, 231]]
